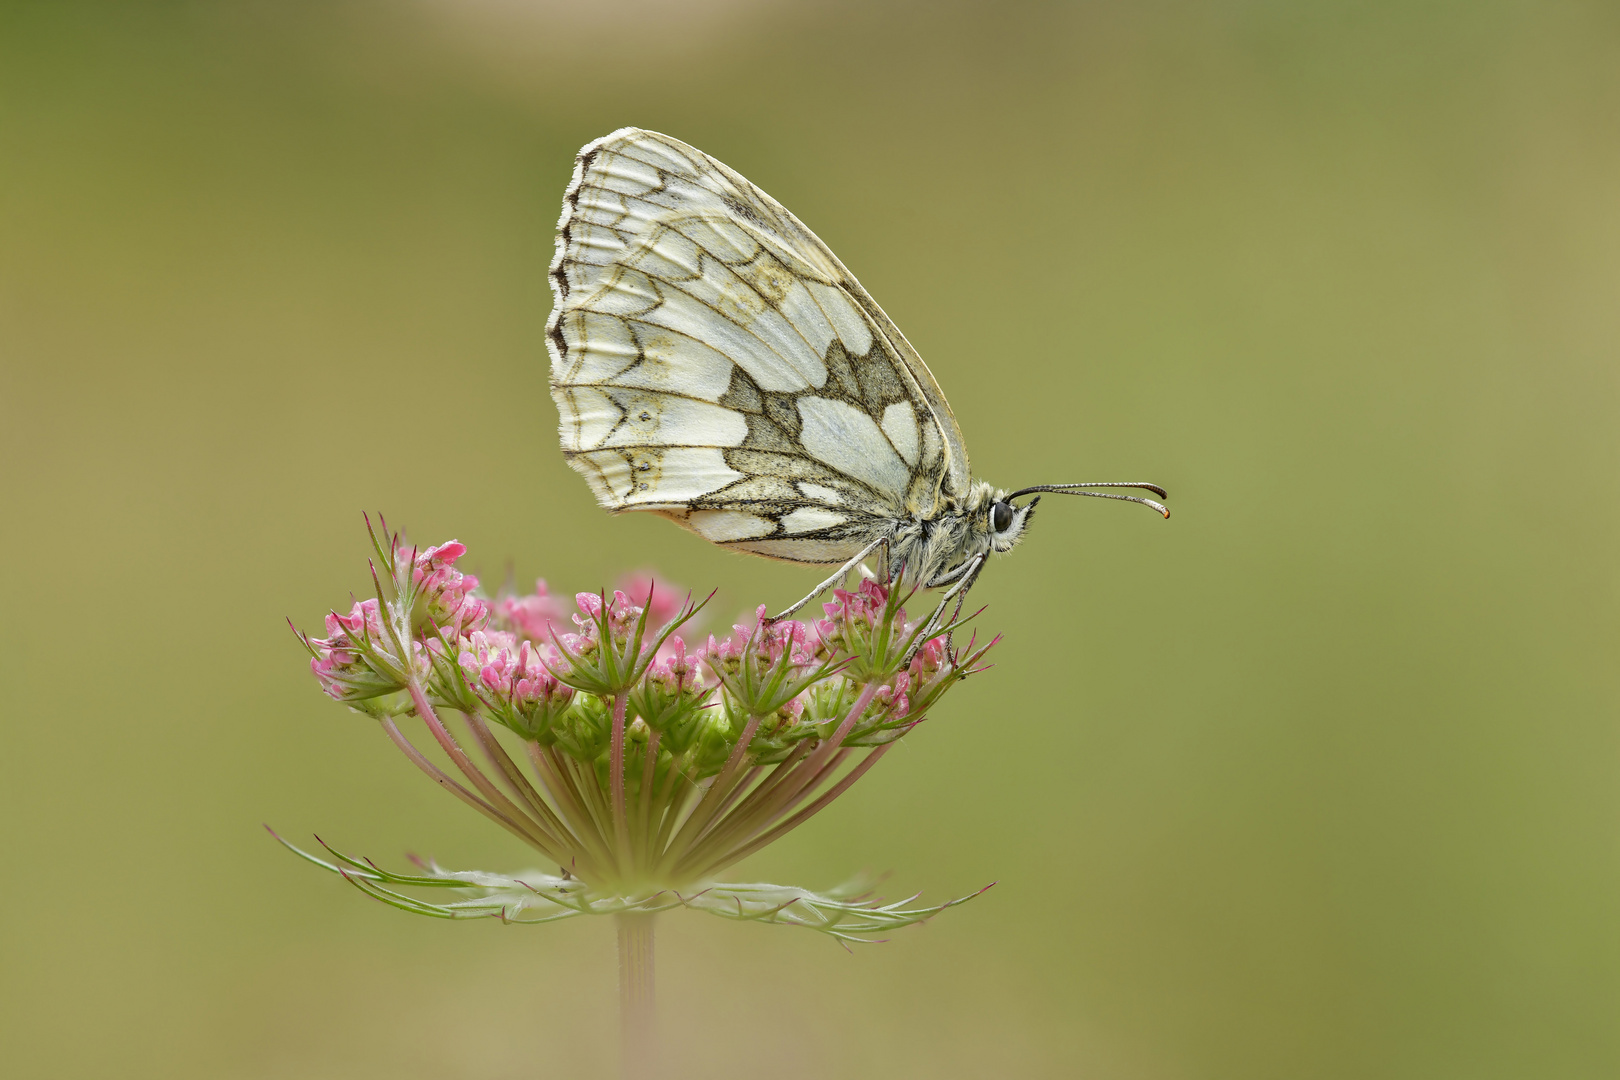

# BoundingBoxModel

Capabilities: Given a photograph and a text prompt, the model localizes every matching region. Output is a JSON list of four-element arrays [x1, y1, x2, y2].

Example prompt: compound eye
[[990, 500, 1014, 533]]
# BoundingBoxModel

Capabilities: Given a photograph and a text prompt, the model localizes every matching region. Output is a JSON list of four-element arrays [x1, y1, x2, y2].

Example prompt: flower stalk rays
[[284, 516, 1000, 1075], [290, 517, 995, 915]]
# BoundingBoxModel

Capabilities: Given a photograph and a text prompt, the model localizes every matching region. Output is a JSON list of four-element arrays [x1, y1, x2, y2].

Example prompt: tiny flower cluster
[[291, 517, 998, 914], [406, 540, 489, 639]]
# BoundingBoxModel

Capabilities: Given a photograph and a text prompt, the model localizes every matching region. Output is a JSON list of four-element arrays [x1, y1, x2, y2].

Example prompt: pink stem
[[690, 765, 764, 850], [637, 730, 661, 861], [379, 717, 555, 856], [610, 692, 630, 866], [762, 748, 851, 823], [680, 749, 847, 876], [405, 681, 553, 852], [709, 765, 763, 822], [460, 712, 574, 845], [656, 714, 763, 875], [565, 752, 616, 844], [528, 743, 615, 873], [800, 680, 881, 782], [700, 741, 812, 835], [712, 680, 881, 848], [694, 744, 893, 878], [650, 763, 697, 856]]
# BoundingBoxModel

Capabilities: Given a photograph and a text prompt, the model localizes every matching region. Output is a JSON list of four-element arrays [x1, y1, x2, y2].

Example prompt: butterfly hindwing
[[548, 128, 969, 565]]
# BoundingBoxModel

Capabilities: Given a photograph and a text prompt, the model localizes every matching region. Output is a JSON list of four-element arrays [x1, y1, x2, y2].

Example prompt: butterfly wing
[[548, 127, 971, 564]]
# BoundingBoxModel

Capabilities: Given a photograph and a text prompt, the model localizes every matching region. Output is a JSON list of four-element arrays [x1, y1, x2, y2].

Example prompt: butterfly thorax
[[887, 480, 1034, 587]]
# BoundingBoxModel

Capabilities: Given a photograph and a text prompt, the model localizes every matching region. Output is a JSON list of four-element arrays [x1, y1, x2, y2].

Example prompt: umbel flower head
[[283, 516, 999, 942]]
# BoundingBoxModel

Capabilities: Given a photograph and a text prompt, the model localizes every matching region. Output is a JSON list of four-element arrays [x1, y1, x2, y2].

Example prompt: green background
[[3, 1, 1617, 1076]]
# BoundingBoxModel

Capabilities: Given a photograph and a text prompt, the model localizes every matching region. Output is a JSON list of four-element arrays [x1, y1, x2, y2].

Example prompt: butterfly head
[[964, 482, 1038, 555]]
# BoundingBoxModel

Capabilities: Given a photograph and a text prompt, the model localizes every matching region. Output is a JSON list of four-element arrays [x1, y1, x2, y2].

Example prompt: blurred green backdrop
[[3, 1, 1618, 1077]]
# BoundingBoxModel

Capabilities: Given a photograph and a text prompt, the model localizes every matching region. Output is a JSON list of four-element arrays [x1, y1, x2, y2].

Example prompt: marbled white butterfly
[[547, 128, 1167, 622]]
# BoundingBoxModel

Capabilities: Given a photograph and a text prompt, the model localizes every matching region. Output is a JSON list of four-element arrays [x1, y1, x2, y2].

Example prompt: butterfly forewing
[[548, 128, 970, 565]]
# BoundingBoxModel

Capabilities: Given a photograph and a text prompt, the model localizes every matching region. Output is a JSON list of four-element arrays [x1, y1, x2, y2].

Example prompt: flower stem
[[678, 680, 881, 877], [694, 744, 893, 878], [610, 692, 630, 871], [617, 912, 656, 1080], [655, 713, 763, 877], [404, 680, 555, 852], [378, 717, 558, 858]]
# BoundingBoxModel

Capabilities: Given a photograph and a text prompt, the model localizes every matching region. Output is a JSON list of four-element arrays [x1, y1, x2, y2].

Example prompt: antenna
[[1005, 482, 1170, 518]]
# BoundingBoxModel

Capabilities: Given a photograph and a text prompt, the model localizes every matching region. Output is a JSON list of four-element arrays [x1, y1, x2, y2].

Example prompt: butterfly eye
[[990, 500, 1014, 534]]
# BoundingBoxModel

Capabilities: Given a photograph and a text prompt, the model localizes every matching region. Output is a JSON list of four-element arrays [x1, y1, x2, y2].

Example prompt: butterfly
[[546, 128, 1167, 625]]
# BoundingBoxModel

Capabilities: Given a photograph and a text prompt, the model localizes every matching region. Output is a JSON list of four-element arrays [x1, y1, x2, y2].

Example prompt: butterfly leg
[[769, 535, 891, 621], [940, 555, 988, 650], [907, 554, 986, 664], [922, 555, 977, 591]]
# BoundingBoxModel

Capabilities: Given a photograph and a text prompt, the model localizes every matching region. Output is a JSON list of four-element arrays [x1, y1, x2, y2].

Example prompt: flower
[[457, 630, 574, 741], [572, 589, 640, 642], [300, 597, 427, 712], [399, 539, 488, 639], [287, 517, 997, 934], [307, 597, 384, 699], [698, 608, 831, 722], [644, 634, 702, 697], [816, 578, 925, 680], [551, 587, 700, 697]]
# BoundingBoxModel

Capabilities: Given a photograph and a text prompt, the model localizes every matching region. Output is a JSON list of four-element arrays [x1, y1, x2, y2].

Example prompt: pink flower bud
[[908, 635, 949, 678], [572, 590, 639, 644], [458, 632, 567, 703], [820, 579, 906, 633], [309, 654, 349, 700], [458, 630, 518, 689], [306, 599, 395, 702], [871, 671, 912, 720], [645, 635, 702, 694], [398, 538, 488, 639]]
